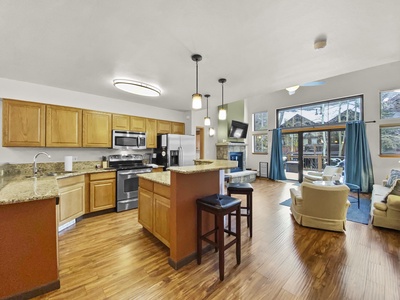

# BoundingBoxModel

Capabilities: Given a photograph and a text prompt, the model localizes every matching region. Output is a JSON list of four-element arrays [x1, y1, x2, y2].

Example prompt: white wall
[[0, 78, 188, 164], [245, 61, 400, 183]]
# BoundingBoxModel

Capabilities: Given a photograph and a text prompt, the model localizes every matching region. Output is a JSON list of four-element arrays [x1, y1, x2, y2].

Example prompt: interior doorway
[[196, 127, 205, 159]]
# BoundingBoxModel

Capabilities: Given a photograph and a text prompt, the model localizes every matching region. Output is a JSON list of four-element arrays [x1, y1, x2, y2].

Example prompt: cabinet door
[[112, 114, 130, 130], [146, 118, 157, 148], [46, 105, 82, 147], [2, 99, 45, 147], [138, 187, 154, 231], [130, 116, 146, 132], [157, 120, 171, 134], [58, 176, 85, 226], [153, 193, 170, 247], [171, 122, 185, 134], [89, 178, 116, 212], [83, 110, 112, 147]]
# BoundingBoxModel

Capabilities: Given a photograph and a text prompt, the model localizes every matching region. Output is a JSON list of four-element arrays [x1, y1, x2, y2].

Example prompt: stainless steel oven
[[109, 154, 152, 212], [116, 168, 151, 211]]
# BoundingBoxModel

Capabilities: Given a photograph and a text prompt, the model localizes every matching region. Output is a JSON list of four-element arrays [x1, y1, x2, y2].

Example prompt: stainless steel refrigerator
[[156, 134, 196, 169]]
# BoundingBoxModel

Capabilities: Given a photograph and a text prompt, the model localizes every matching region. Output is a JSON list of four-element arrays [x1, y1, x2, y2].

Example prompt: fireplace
[[230, 152, 243, 173]]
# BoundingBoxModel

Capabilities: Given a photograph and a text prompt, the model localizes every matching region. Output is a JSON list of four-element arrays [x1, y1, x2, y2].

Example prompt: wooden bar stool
[[196, 194, 241, 281], [227, 183, 254, 237]]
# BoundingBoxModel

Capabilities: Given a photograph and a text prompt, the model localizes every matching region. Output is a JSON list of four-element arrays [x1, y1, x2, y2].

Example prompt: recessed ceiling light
[[113, 79, 161, 97]]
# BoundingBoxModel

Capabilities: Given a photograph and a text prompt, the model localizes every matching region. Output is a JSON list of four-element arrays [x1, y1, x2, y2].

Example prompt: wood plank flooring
[[35, 179, 400, 300]]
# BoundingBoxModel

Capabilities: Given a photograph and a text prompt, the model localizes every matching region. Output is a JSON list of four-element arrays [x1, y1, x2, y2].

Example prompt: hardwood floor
[[35, 179, 400, 300]]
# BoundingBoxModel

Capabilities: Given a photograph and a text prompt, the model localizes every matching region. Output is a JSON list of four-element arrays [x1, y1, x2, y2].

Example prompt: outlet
[[73, 156, 78, 161]]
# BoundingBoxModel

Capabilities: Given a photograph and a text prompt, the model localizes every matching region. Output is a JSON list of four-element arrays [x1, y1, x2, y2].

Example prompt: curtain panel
[[269, 128, 287, 181]]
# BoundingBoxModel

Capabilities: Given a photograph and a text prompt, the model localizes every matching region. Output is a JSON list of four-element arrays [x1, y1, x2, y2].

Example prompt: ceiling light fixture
[[286, 85, 300, 95], [218, 78, 227, 120], [191, 54, 203, 109], [209, 127, 215, 137], [204, 94, 211, 126], [113, 79, 161, 97], [314, 39, 327, 50]]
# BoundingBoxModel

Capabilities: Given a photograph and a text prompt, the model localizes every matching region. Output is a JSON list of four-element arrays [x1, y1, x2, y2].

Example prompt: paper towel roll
[[64, 156, 73, 172]]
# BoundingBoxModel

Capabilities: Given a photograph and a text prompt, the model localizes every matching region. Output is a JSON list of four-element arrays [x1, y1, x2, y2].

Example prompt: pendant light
[[191, 54, 202, 109], [218, 78, 227, 120], [204, 94, 211, 126]]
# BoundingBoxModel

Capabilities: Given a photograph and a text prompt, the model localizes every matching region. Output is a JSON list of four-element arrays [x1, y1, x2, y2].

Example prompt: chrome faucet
[[33, 152, 51, 176]]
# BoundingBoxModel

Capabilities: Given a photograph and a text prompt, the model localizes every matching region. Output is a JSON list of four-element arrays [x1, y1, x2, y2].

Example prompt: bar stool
[[227, 182, 254, 237], [197, 194, 241, 281]]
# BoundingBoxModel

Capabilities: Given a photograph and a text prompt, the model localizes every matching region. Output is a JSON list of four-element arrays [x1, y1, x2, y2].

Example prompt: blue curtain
[[344, 121, 374, 193], [269, 128, 287, 180]]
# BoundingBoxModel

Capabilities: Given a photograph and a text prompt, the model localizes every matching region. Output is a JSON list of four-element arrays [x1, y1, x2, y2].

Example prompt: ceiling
[[0, 0, 399, 111]]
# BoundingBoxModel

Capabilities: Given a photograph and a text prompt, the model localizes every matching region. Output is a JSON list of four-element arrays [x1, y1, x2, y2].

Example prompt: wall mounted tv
[[229, 120, 249, 139]]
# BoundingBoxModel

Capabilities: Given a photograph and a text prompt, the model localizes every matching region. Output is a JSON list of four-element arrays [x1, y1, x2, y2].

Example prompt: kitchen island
[[138, 159, 237, 269]]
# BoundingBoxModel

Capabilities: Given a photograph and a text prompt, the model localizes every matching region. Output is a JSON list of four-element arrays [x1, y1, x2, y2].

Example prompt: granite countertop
[[169, 159, 237, 174], [138, 171, 171, 186], [0, 168, 116, 205]]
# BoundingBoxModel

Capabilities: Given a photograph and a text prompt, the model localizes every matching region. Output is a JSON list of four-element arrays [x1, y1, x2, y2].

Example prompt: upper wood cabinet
[[130, 116, 146, 132], [171, 122, 185, 134], [157, 120, 171, 134], [2, 99, 45, 147], [82, 110, 112, 148], [112, 114, 130, 130], [46, 105, 82, 147], [146, 118, 157, 148]]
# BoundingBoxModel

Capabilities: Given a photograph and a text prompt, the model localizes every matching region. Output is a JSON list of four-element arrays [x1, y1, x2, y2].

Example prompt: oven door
[[116, 168, 151, 212]]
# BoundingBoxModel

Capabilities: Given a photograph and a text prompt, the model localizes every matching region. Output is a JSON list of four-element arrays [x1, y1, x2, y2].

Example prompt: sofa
[[303, 166, 343, 183], [290, 182, 350, 232], [371, 169, 400, 231]]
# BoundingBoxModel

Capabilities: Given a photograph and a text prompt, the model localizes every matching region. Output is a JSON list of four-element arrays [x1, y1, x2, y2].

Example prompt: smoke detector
[[314, 39, 327, 50]]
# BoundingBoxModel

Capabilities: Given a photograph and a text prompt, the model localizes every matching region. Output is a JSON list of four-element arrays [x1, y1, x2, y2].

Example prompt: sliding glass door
[[282, 129, 345, 182]]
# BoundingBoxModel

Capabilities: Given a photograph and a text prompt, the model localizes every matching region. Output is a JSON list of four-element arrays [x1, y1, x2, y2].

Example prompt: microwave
[[112, 130, 146, 150]]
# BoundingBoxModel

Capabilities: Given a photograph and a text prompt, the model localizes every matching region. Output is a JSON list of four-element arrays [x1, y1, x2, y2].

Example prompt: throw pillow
[[385, 169, 400, 187], [383, 179, 400, 203]]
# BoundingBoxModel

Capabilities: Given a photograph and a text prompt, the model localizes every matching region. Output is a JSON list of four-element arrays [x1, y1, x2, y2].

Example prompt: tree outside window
[[380, 125, 400, 155], [253, 112, 268, 131], [380, 89, 400, 119], [253, 134, 268, 153]]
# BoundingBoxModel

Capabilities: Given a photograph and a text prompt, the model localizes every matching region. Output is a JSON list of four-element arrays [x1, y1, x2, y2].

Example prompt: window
[[253, 112, 268, 131], [380, 125, 400, 156], [252, 111, 268, 154], [277, 95, 363, 129], [380, 89, 400, 119], [253, 134, 268, 153]]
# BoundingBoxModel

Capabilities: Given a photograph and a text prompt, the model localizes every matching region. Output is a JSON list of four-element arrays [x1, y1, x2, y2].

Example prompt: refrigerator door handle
[[178, 146, 183, 166]]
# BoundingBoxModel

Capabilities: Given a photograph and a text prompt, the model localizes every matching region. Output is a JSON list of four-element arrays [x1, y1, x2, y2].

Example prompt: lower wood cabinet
[[138, 178, 170, 247], [89, 172, 116, 212], [58, 175, 85, 226]]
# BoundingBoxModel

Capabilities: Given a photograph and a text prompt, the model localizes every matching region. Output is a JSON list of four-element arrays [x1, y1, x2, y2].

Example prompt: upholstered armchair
[[290, 182, 350, 232], [303, 166, 343, 183]]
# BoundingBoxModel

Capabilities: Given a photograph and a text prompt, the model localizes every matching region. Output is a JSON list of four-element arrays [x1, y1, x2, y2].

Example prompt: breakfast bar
[[138, 159, 237, 269]]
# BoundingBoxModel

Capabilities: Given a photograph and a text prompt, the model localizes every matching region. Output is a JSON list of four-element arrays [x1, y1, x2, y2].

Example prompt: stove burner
[[108, 154, 147, 170]]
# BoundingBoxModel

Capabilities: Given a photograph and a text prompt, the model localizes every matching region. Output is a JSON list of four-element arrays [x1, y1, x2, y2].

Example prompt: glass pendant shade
[[218, 107, 227, 120], [204, 116, 211, 126], [192, 93, 202, 109], [209, 127, 215, 137]]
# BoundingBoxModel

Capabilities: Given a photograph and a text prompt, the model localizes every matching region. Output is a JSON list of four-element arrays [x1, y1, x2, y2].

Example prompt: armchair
[[303, 166, 343, 183], [290, 182, 350, 232]]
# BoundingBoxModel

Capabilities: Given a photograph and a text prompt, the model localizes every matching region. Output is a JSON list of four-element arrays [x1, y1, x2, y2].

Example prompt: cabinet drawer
[[58, 175, 85, 188], [139, 178, 154, 191], [89, 172, 116, 181], [154, 183, 170, 198]]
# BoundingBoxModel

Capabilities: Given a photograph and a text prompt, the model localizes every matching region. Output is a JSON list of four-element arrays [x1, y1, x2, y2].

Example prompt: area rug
[[279, 196, 371, 225]]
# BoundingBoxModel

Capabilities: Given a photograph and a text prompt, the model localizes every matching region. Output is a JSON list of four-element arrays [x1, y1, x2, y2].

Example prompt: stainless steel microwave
[[112, 130, 146, 150]]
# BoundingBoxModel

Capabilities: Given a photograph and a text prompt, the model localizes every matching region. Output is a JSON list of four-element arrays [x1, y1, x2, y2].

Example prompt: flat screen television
[[228, 120, 249, 139]]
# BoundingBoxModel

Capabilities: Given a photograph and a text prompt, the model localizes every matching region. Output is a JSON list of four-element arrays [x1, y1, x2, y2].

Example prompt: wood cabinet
[[83, 110, 112, 147], [58, 175, 85, 227], [157, 120, 171, 134], [138, 178, 170, 247], [152, 167, 164, 173], [46, 105, 82, 147], [2, 99, 45, 147], [130, 116, 146, 132], [171, 122, 185, 134], [112, 114, 130, 130], [89, 172, 116, 212], [146, 118, 157, 148]]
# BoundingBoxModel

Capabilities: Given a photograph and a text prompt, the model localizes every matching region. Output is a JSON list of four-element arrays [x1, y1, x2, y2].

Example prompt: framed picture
[[380, 89, 400, 119]]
